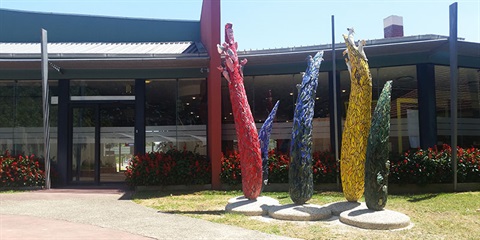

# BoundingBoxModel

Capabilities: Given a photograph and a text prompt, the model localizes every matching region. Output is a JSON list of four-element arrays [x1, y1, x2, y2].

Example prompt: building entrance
[[69, 101, 135, 184]]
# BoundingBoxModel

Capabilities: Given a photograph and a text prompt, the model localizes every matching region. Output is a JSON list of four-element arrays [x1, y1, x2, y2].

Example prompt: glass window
[[249, 75, 300, 123], [15, 80, 43, 155], [70, 79, 135, 96], [177, 78, 207, 154], [146, 79, 176, 126], [435, 66, 480, 148], [313, 72, 330, 152], [0, 80, 58, 162], [221, 72, 330, 153], [377, 66, 417, 153], [340, 65, 418, 153], [0, 80, 14, 152], [146, 78, 207, 154]]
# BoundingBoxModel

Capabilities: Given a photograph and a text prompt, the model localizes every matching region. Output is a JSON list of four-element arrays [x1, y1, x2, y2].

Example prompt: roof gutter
[[238, 38, 450, 57], [0, 53, 209, 61]]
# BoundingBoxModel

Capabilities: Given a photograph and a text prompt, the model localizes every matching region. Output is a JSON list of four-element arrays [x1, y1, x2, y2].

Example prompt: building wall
[[1, 4, 479, 186], [0, 66, 479, 185]]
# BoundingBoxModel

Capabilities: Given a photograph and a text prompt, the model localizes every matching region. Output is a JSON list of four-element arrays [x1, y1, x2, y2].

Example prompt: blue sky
[[1, 0, 479, 50]]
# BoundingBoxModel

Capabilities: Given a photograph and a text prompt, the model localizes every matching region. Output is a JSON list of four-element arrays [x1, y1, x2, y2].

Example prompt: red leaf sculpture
[[218, 23, 262, 200]]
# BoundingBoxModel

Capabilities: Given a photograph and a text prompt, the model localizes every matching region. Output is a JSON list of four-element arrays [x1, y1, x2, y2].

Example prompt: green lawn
[[133, 190, 480, 240]]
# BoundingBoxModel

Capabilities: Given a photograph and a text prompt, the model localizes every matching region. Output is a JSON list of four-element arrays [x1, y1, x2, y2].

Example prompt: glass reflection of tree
[[0, 82, 44, 155], [176, 98, 198, 126], [0, 83, 14, 128], [146, 100, 176, 126]]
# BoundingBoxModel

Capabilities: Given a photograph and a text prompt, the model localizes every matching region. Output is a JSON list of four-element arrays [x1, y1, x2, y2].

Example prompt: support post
[[41, 29, 51, 189], [200, 0, 222, 189], [417, 64, 437, 149], [57, 80, 69, 186], [330, 15, 341, 188], [449, 2, 458, 191], [134, 79, 146, 156]]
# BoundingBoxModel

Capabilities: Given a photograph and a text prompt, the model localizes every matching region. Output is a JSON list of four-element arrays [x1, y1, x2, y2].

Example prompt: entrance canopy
[[0, 41, 209, 79]]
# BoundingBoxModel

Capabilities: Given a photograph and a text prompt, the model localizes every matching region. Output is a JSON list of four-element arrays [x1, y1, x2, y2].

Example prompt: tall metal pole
[[331, 15, 340, 188], [449, 3, 458, 191], [41, 29, 51, 189]]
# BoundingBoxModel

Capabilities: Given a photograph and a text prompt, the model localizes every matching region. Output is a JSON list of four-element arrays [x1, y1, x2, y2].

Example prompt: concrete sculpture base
[[339, 203, 411, 230], [225, 198, 411, 230]]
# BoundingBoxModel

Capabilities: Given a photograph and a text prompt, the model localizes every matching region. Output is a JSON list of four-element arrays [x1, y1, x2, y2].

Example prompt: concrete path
[[0, 188, 296, 240]]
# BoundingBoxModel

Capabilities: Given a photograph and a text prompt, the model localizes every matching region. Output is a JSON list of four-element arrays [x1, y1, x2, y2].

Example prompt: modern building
[[1, 1, 479, 188]]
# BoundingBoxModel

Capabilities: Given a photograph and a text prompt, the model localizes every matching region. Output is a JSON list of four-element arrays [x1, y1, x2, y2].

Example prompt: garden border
[[134, 183, 480, 193]]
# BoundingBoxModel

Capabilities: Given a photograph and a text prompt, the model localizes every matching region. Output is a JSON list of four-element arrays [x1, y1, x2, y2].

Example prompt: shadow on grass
[[407, 193, 439, 202], [133, 190, 205, 200], [132, 190, 245, 201], [159, 210, 225, 215]]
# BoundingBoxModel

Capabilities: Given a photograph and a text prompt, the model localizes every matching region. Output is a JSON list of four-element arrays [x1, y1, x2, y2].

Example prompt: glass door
[[69, 102, 135, 184], [70, 106, 97, 183], [99, 104, 135, 183]]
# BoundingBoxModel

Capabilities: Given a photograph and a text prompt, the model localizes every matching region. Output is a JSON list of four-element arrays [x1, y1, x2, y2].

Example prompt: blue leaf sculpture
[[289, 51, 324, 204], [259, 100, 280, 192]]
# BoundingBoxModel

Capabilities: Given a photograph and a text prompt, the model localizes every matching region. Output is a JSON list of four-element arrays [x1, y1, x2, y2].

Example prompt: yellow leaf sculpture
[[340, 30, 372, 202]]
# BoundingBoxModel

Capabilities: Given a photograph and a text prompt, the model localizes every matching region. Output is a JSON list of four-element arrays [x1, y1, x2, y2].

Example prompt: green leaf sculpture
[[364, 80, 393, 210]]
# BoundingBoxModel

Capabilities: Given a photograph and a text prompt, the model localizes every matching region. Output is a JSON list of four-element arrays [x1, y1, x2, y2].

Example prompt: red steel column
[[200, 0, 222, 189]]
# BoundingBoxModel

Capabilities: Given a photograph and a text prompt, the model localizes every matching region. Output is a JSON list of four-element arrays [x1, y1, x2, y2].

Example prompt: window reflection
[[435, 66, 480, 148], [340, 66, 418, 153], [70, 79, 135, 96], [221, 73, 331, 153], [146, 78, 207, 154], [0, 80, 58, 159]]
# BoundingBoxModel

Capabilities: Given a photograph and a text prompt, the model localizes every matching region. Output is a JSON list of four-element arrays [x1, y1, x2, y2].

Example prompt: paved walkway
[[0, 187, 296, 240]]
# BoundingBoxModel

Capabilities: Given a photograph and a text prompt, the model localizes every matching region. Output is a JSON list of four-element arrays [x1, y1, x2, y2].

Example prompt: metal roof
[[239, 35, 479, 69], [0, 42, 203, 57], [239, 35, 452, 56], [0, 9, 201, 43]]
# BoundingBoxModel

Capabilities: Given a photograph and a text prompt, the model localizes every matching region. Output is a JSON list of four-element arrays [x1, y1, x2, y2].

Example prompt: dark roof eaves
[[0, 53, 209, 60]]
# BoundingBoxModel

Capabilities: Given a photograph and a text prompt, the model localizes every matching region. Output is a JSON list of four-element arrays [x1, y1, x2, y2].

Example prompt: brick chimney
[[384, 15, 404, 38]]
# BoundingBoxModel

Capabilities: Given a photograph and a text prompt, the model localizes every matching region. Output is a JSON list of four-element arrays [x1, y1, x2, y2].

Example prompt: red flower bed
[[220, 150, 338, 185], [389, 144, 480, 184], [0, 151, 45, 188], [221, 145, 479, 186]]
